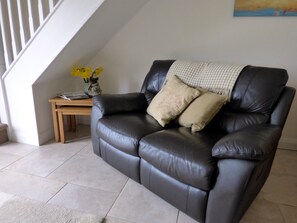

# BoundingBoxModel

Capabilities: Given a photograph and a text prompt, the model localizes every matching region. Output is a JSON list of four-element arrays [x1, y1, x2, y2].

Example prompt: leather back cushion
[[141, 60, 175, 103], [141, 61, 288, 133], [227, 66, 288, 115]]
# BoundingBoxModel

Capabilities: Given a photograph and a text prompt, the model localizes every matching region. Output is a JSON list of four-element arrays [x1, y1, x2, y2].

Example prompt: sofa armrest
[[92, 92, 148, 116], [91, 92, 148, 156], [212, 124, 282, 161]]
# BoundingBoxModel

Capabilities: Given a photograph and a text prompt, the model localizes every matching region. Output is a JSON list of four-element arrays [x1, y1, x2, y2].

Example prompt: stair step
[[0, 123, 8, 144]]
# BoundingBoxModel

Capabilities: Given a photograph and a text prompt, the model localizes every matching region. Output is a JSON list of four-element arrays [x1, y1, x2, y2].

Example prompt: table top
[[49, 97, 93, 106]]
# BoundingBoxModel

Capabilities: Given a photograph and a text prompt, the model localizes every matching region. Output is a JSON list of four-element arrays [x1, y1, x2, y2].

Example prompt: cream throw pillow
[[177, 89, 228, 132], [147, 75, 200, 127]]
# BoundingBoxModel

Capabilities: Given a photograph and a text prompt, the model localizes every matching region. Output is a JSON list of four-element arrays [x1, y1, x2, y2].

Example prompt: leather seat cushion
[[97, 113, 163, 156], [139, 127, 225, 191]]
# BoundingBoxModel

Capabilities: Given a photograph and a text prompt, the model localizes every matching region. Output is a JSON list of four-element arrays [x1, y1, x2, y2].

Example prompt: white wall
[[89, 0, 297, 150], [33, 0, 149, 144]]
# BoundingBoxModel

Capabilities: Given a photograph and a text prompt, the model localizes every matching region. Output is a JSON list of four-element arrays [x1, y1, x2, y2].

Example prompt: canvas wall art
[[234, 0, 297, 16]]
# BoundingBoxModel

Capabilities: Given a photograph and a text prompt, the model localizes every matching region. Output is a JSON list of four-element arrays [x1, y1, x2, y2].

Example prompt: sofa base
[[91, 60, 295, 223], [140, 159, 208, 223], [100, 139, 140, 182], [206, 151, 276, 223]]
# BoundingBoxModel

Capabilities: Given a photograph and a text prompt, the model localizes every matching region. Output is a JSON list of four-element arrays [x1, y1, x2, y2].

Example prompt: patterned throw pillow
[[147, 75, 200, 127], [177, 88, 228, 132]]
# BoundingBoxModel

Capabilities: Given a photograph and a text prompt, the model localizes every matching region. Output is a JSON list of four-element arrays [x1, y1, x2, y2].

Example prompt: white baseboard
[[278, 137, 297, 151]]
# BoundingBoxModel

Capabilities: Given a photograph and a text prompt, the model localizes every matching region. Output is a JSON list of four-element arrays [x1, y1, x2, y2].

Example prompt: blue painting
[[234, 0, 297, 16]]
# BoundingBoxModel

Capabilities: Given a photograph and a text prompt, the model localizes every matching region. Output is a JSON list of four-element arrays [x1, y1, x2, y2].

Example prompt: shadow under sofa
[[91, 60, 295, 223]]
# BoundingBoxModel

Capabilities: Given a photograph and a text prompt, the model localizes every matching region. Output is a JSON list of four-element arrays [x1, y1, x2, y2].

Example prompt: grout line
[[0, 155, 25, 171], [45, 182, 68, 204], [103, 178, 130, 220], [0, 146, 40, 170], [176, 211, 180, 223], [60, 180, 121, 194], [44, 142, 90, 178]]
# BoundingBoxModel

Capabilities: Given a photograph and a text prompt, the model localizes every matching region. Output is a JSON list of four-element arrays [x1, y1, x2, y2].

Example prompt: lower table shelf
[[57, 106, 92, 143], [49, 97, 93, 143]]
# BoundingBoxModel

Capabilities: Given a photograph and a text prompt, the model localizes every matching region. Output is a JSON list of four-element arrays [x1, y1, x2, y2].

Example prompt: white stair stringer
[[2, 0, 105, 145]]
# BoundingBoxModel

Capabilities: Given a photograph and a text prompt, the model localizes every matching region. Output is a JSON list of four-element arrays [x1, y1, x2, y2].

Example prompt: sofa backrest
[[141, 60, 293, 133], [210, 65, 289, 133], [141, 60, 175, 103]]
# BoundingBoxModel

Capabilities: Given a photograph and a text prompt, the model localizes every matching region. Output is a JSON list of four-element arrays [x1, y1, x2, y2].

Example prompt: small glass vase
[[85, 78, 102, 97], [84, 82, 90, 96]]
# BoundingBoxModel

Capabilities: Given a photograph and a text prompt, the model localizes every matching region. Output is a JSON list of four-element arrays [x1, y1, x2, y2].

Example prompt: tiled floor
[[0, 129, 296, 222]]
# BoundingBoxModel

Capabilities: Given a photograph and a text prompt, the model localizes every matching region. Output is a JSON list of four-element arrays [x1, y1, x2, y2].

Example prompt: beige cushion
[[147, 75, 200, 127], [177, 89, 228, 132]]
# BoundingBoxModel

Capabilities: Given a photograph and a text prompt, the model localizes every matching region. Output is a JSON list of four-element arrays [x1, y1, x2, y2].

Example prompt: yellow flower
[[93, 67, 104, 77], [71, 66, 104, 83], [71, 66, 82, 76], [80, 67, 92, 79]]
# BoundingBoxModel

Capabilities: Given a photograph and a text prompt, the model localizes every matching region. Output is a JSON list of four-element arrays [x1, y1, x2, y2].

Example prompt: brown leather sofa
[[91, 60, 295, 223]]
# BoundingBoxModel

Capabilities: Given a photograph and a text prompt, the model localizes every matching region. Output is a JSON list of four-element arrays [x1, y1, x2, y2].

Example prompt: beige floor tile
[[0, 140, 296, 222], [108, 179, 178, 223], [39, 139, 89, 153], [279, 204, 297, 223], [0, 171, 65, 202], [240, 196, 285, 223], [49, 183, 117, 216], [0, 142, 38, 156], [77, 142, 97, 157], [178, 211, 199, 223], [262, 174, 297, 206], [0, 152, 21, 169], [271, 149, 297, 177], [47, 154, 128, 193], [4, 142, 84, 177]]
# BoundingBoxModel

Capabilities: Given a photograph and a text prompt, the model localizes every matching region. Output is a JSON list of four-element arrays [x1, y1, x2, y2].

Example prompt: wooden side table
[[48, 97, 93, 143]]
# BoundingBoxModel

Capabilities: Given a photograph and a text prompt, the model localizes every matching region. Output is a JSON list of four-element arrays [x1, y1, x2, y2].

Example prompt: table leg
[[58, 111, 65, 143], [51, 102, 60, 142]]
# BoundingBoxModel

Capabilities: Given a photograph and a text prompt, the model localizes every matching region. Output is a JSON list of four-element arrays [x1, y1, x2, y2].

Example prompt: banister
[[7, 0, 21, 59], [17, 0, 30, 48], [0, 0, 61, 73], [0, 0, 13, 68]]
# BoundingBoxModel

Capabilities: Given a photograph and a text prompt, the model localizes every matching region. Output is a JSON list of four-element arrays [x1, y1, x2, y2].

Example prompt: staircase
[[0, 0, 62, 144], [0, 0, 106, 145], [0, 0, 62, 72], [0, 123, 8, 144], [0, 0, 149, 145]]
